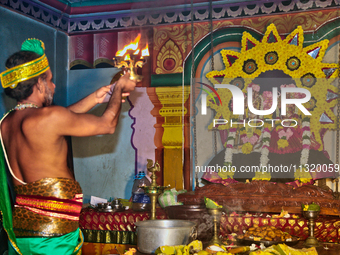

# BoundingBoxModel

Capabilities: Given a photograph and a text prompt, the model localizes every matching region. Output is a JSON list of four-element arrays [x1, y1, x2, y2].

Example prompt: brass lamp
[[140, 159, 170, 220], [113, 34, 149, 82]]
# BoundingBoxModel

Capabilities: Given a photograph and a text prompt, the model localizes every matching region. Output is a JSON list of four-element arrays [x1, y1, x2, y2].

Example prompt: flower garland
[[253, 121, 272, 181], [276, 84, 297, 150], [277, 126, 293, 149], [224, 126, 236, 163], [295, 117, 312, 182], [220, 118, 238, 179], [240, 125, 262, 154]]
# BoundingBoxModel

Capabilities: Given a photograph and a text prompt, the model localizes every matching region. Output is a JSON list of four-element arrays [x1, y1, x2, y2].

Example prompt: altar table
[[79, 207, 340, 254], [79, 207, 168, 244], [220, 212, 340, 243]]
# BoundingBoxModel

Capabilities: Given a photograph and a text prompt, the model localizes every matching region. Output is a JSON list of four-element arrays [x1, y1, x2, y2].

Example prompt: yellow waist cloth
[[13, 177, 83, 237]]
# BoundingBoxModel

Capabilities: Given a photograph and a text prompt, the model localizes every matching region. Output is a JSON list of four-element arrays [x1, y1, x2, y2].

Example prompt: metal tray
[[236, 236, 300, 247], [96, 207, 125, 213]]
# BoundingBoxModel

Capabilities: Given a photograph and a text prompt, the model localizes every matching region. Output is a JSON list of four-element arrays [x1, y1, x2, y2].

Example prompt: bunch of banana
[[155, 240, 203, 255], [155, 241, 234, 255]]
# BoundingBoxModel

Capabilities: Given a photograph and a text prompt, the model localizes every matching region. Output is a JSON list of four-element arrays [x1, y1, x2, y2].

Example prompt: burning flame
[[124, 54, 131, 61], [116, 34, 141, 57], [141, 44, 149, 58]]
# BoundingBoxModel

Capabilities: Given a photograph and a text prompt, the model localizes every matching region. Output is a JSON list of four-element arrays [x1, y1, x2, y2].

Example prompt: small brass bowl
[[303, 210, 320, 219]]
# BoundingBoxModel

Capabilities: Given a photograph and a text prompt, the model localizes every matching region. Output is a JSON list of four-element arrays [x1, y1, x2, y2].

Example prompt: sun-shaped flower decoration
[[206, 23, 339, 151]]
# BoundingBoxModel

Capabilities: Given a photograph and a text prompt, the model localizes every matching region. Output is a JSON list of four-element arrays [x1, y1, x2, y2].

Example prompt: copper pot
[[165, 205, 214, 242]]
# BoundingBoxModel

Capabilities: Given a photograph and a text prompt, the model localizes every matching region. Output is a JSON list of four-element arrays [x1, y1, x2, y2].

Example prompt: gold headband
[[0, 38, 50, 89], [0, 54, 49, 89]]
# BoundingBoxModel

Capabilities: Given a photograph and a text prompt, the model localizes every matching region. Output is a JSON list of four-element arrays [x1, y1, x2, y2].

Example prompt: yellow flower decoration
[[242, 142, 253, 154], [218, 163, 235, 179], [252, 170, 271, 181], [255, 129, 262, 136], [218, 170, 235, 179], [206, 23, 338, 151], [294, 167, 312, 183], [276, 125, 284, 131], [264, 122, 273, 129], [277, 139, 289, 149]]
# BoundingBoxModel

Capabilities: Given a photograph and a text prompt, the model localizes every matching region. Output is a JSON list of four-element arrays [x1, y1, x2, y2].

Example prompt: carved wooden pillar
[[155, 86, 190, 191]]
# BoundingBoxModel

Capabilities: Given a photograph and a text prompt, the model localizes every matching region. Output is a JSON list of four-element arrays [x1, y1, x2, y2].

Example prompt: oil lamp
[[113, 34, 149, 82], [140, 159, 170, 220]]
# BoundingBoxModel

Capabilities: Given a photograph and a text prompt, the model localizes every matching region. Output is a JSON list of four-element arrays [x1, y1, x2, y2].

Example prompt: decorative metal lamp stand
[[207, 207, 223, 246], [303, 210, 321, 247], [140, 159, 170, 220]]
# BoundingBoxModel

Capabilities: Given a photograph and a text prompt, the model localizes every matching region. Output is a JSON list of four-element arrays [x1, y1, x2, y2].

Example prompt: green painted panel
[[183, 27, 263, 83], [151, 73, 183, 87]]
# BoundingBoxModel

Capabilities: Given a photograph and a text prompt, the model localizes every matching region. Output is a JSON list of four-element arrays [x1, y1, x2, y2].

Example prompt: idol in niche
[[202, 24, 338, 185]]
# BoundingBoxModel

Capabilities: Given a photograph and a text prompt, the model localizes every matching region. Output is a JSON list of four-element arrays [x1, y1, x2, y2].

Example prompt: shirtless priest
[[0, 39, 136, 254]]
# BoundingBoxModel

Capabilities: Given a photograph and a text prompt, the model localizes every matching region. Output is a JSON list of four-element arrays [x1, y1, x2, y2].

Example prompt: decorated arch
[[192, 23, 339, 185]]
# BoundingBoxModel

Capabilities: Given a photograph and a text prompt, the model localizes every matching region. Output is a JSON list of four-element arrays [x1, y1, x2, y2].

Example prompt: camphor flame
[[116, 34, 141, 57]]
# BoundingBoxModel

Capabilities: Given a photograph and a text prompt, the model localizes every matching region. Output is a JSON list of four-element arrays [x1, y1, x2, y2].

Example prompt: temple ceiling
[[1, 0, 339, 34]]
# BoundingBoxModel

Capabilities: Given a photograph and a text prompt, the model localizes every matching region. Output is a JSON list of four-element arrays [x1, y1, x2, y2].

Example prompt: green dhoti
[[1, 113, 84, 254], [8, 228, 83, 255]]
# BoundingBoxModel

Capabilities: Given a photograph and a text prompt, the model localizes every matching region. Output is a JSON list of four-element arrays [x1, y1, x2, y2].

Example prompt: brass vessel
[[303, 210, 321, 247], [207, 207, 223, 246]]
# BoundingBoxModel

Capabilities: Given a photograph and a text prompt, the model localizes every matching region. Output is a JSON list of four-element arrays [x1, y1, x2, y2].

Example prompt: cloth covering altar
[[79, 207, 168, 244], [220, 213, 340, 243], [79, 206, 340, 254]]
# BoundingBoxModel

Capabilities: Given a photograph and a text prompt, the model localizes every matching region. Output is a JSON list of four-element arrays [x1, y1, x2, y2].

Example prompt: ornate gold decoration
[[270, 219, 277, 226], [108, 215, 114, 224], [228, 217, 235, 224], [298, 220, 305, 227], [120, 224, 126, 231], [0, 54, 49, 89], [114, 215, 120, 222], [1, 38, 50, 89], [244, 218, 251, 226], [153, 23, 214, 73], [123, 215, 127, 223], [239, 11, 339, 34], [279, 219, 287, 226], [100, 215, 106, 223], [289, 219, 296, 226], [156, 40, 183, 74], [153, 10, 338, 74], [334, 220, 340, 228], [106, 224, 111, 231]]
